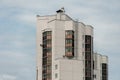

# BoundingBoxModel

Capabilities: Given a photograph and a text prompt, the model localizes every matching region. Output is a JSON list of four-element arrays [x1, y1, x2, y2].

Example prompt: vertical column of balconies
[[42, 31, 52, 80], [65, 30, 74, 58], [85, 35, 92, 80], [102, 63, 108, 80]]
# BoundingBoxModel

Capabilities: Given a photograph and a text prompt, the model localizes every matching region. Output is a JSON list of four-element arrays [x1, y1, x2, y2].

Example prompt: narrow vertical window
[[102, 63, 108, 80], [55, 73, 58, 78], [65, 30, 74, 58], [85, 35, 92, 80], [42, 31, 52, 80], [55, 64, 58, 70]]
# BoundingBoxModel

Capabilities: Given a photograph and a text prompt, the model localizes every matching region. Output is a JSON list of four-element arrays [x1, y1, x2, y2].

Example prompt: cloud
[[14, 13, 36, 25], [0, 74, 17, 80]]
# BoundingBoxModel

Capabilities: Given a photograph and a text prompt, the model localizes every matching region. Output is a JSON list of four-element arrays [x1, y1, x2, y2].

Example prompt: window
[[86, 44, 91, 48], [93, 74, 96, 78], [82, 43, 84, 48], [65, 30, 74, 58], [85, 35, 92, 80], [66, 39, 72, 44], [82, 35, 85, 40], [102, 63, 107, 79], [42, 31, 52, 80], [102, 63, 107, 69], [82, 52, 84, 56], [55, 73, 58, 78], [47, 39, 51, 44], [65, 30, 74, 39], [65, 30, 74, 35], [47, 65, 51, 69], [55, 64, 58, 70], [47, 31, 51, 36], [85, 77, 91, 80], [65, 47, 73, 52]]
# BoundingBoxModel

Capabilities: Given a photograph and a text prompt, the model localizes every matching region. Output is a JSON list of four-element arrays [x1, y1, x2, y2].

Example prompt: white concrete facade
[[93, 53, 108, 80], [36, 8, 108, 80]]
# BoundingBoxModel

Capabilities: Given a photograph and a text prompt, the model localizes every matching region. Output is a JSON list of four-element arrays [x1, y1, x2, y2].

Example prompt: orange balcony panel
[[47, 44, 51, 48], [47, 58, 51, 61], [47, 79, 51, 80], [66, 35, 72, 38], [47, 53, 51, 56], [66, 52, 73, 57], [66, 44, 72, 47], [47, 36, 51, 39], [47, 70, 51, 73], [47, 62, 52, 64]]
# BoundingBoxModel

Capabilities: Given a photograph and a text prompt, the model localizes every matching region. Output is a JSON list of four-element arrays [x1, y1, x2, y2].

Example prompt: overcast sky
[[0, 0, 120, 80]]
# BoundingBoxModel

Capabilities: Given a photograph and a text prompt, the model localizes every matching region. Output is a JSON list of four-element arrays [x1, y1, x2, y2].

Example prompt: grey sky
[[0, 0, 120, 80]]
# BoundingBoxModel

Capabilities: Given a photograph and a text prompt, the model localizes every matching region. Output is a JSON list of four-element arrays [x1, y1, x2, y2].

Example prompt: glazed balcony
[[65, 52, 73, 57], [47, 44, 51, 48], [46, 78, 51, 80], [47, 36, 52, 39], [46, 70, 51, 75], [85, 48, 91, 51], [47, 53, 51, 57], [85, 40, 91, 44], [66, 35, 73, 39], [65, 43, 72, 47]]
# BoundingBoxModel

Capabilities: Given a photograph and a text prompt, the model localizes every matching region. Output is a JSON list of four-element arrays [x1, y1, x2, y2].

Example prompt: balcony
[[85, 40, 91, 44], [46, 79, 51, 80], [65, 52, 73, 57], [47, 53, 51, 57], [46, 70, 51, 74], [47, 36, 51, 39], [85, 56, 91, 60], [66, 35, 73, 38], [85, 72, 91, 77], [47, 61, 52, 64], [85, 48, 91, 51], [47, 44, 51, 48], [65, 43, 72, 47]]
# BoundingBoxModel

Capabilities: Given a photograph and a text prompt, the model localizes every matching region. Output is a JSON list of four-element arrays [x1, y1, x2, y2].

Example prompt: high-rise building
[[36, 8, 108, 80]]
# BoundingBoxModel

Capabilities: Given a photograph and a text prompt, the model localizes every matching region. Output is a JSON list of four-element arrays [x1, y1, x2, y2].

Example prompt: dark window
[[85, 35, 92, 80], [85, 77, 91, 80], [102, 63, 108, 80], [93, 61, 94, 69], [42, 31, 52, 80]]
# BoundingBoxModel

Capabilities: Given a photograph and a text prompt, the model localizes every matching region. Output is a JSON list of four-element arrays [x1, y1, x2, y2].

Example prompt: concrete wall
[[53, 59, 83, 80]]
